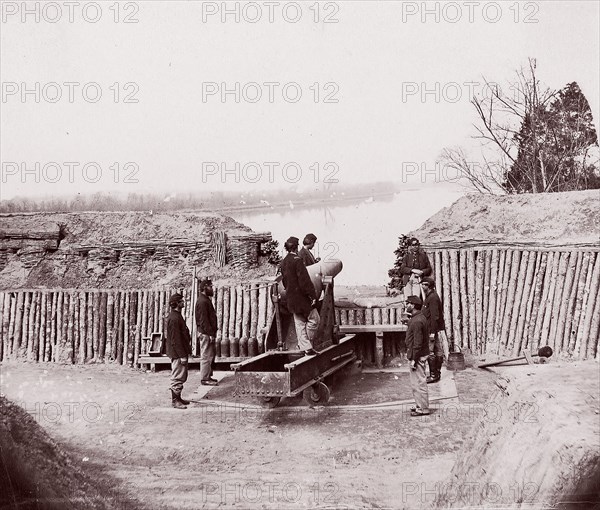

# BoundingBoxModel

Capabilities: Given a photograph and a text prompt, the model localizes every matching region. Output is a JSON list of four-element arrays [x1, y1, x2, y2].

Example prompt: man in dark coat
[[280, 236, 319, 355], [166, 293, 192, 409], [195, 278, 218, 386], [405, 295, 430, 416], [400, 237, 432, 298], [421, 277, 445, 383], [299, 233, 321, 267]]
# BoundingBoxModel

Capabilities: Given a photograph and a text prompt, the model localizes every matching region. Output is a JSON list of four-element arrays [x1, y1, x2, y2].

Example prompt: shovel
[[478, 346, 553, 368]]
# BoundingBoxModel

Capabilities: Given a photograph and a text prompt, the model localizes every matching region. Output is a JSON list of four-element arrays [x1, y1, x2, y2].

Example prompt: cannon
[[231, 259, 358, 407]]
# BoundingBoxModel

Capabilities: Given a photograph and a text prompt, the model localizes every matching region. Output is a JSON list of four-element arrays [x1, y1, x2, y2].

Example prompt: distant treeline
[[0, 182, 401, 213]]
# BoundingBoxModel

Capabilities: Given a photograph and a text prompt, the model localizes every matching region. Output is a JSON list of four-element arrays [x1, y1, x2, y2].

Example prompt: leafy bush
[[387, 234, 410, 290], [260, 240, 282, 266]]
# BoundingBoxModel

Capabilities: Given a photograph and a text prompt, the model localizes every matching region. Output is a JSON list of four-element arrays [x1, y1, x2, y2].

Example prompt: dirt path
[[1, 361, 498, 509]]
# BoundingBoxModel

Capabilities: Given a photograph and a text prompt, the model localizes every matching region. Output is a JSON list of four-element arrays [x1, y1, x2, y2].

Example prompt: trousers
[[409, 356, 430, 411], [170, 357, 188, 393], [293, 309, 320, 351], [404, 275, 424, 300], [428, 333, 444, 357], [199, 333, 216, 381]]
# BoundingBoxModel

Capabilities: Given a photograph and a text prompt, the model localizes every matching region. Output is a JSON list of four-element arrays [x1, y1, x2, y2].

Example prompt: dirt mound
[[0, 210, 248, 247], [0, 211, 275, 289], [434, 362, 600, 508], [0, 396, 140, 509], [412, 190, 599, 248]]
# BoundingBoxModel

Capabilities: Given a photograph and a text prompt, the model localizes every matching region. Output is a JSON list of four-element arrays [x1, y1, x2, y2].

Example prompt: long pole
[[191, 266, 197, 354]]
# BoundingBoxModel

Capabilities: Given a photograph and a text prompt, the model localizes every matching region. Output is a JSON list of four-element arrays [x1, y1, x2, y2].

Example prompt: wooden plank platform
[[339, 324, 407, 333], [339, 324, 407, 369], [137, 355, 248, 371]]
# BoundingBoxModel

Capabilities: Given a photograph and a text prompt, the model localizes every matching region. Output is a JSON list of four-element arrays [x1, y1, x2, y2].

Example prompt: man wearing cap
[[400, 237, 432, 298], [166, 293, 193, 409], [195, 278, 219, 386], [421, 277, 446, 384], [405, 295, 430, 416], [299, 233, 321, 267], [280, 236, 319, 356]]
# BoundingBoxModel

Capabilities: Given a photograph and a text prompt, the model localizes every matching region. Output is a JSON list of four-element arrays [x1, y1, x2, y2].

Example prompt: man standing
[[405, 295, 430, 416], [166, 293, 192, 409], [280, 236, 319, 355], [421, 277, 446, 384], [195, 278, 218, 387], [299, 233, 321, 267], [400, 237, 432, 298]]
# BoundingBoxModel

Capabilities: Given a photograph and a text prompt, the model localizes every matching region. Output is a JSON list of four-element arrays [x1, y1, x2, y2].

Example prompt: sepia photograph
[[1, 1, 599, 508]]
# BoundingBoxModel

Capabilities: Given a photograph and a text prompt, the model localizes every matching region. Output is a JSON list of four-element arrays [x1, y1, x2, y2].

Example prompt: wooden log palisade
[[0, 281, 276, 365], [0, 247, 599, 365], [422, 246, 600, 359]]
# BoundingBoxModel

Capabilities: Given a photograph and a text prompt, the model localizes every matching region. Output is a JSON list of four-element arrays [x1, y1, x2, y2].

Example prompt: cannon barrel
[[278, 259, 343, 299]]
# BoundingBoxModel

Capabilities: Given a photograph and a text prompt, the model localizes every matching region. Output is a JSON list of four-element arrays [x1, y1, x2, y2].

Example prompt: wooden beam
[[339, 324, 407, 333]]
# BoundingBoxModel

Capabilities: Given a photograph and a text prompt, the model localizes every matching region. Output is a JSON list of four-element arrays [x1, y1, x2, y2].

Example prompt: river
[[229, 187, 465, 286]]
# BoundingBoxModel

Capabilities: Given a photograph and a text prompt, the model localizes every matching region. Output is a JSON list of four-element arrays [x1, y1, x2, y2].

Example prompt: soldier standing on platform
[[299, 233, 321, 267], [280, 236, 319, 356]]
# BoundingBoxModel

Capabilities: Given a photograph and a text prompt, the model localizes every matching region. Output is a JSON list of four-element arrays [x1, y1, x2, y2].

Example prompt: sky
[[1, 0, 599, 200]]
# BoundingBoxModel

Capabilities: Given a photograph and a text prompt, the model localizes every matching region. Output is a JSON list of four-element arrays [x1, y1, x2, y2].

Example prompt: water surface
[[229, 188, 464, 285]]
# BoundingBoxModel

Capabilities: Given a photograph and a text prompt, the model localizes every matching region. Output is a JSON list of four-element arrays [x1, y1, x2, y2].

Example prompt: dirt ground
[[0, 357, 500, 510], [1, 357, 597, 509]]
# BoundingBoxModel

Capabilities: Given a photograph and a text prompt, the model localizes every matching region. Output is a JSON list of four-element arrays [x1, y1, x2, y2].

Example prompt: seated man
[[280, 236, 320, 355], [400, 237, 432, 298]]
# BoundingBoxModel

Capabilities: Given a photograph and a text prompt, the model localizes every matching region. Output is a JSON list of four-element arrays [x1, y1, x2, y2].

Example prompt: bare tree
[[441, 58, 599, 194]]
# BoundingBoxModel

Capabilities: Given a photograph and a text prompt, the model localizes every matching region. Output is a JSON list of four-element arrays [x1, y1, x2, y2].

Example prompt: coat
[[423, 289, 445, 333], [405, 310, 430, 361], [195, 293, 218, 336], [400, 249, 432, 285], [280, 252, 317, 315], [165, 309, 192, 359], [299, 247, 317, 266]]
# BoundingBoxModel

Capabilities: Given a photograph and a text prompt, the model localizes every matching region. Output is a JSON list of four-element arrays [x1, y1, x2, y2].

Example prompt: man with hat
[[405, 295, 430, 416], [299, 233, 321, 267], [166, 293, 193, 409], [400, 237, 432, 298], [421, 277, 446, 383], [280, 236, 319, 355], [195, 277, 219, 386]]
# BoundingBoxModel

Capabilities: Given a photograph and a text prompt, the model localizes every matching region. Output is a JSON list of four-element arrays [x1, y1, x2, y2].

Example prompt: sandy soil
[[1, 357, 597, 509], [412, 189, 600, 246], [1, 359, 498, 510]]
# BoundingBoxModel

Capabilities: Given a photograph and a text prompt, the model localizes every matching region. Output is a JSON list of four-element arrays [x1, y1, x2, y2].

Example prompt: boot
[[178, 393, 191, 405], [171, 390, 187, 409], [435, 355, 444, 381], [426, 357, 437, 384]]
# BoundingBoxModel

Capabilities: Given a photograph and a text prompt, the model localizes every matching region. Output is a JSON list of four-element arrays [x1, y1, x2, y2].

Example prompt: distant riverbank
[[209, 189, 402, 215]]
